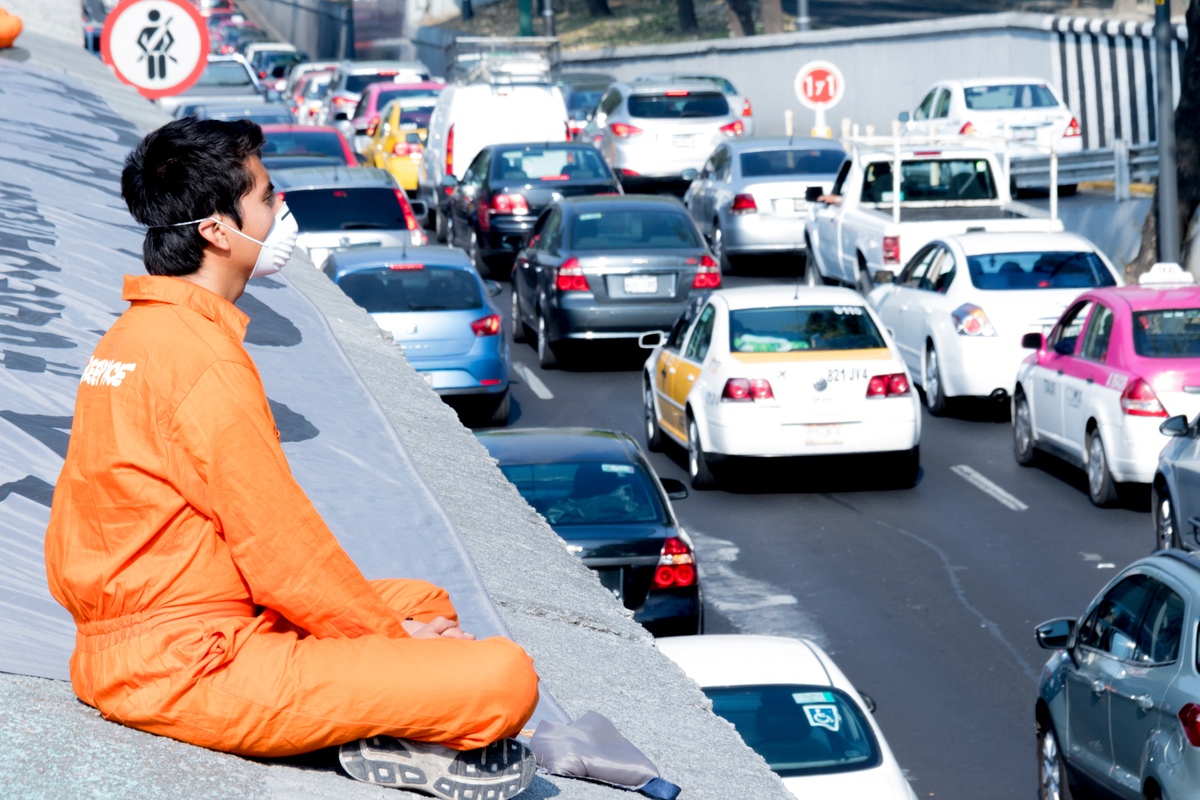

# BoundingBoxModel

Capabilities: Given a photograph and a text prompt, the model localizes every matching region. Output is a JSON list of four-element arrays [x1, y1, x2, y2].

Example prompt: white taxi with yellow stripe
[[641, 286, 921, 489]]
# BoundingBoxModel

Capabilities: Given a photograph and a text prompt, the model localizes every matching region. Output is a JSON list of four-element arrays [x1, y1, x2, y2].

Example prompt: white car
[[641, 286, 920, 489], [657, 635, 916, 800], [868, 231, 1123, 415]]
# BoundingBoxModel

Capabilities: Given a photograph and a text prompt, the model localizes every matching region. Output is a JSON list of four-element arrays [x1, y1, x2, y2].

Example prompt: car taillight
[[393, 142, 422, 158], [619, 168, 640, 177], [565, 121, 572, 141], [693, 254, 721, 288], [720, 120, 745, 137], [395, 189, 417, 231], [721, 377, 773, 402], [882, 236, 900, 265], [446, 123, 454, 175], [742, 98, 752, 117], [258, 70, 267, 78], [653, 536, 696, 588], [1064, 117, 1081, 137], [959, 121, 978, 135], [332, 95, 353, 106], [730, 193, 757, 215], [867, 373, 910, 398], [610, 122, 643, 138], [1121, 378, 1168, 417], [556, 258, 589, 292], [489, 193, 529, 215], [366, 115, 380, 136], [951, 303, 996, 337], [1180, 704, 1200, 746], [471, 314, 502, 337], [308, 107, 319, 118]]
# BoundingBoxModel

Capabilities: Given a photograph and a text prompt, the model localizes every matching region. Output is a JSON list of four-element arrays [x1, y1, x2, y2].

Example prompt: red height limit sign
[[794, 60, 844, 138]]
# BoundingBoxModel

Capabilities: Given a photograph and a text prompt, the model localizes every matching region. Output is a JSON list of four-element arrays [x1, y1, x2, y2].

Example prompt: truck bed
[[862, 205, 1037, 223]]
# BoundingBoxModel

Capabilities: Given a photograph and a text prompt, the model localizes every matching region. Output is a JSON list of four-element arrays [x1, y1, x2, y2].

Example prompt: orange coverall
[[44, 275, 538, 757]]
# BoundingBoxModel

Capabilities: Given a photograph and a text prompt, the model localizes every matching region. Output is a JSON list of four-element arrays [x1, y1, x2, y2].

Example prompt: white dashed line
[[950, 465, 1029, 511], [512, 362, 554, 400]]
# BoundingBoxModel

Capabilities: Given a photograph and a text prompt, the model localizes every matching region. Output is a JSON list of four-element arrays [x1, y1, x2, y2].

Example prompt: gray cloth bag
[[530, 711, 681, 799]]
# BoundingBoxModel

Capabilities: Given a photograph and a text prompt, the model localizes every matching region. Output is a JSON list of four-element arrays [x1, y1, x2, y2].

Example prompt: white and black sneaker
[[338, 736, 537, 799]]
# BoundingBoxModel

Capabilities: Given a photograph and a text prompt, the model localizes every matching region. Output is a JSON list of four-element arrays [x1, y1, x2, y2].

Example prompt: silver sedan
[[682, 138, 847, 273]]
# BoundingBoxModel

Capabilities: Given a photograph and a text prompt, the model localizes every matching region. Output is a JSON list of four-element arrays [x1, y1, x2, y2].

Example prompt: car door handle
[[1086, 377, 1094, 384], [1057, 369, 1064, 376], [1134, 694, 1154, 711], [1092, 680, 1106, 695]]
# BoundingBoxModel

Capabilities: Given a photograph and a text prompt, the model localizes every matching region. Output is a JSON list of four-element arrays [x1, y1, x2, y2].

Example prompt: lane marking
[[1098, 563, 1116, 569], [512, 362, 554, 400], [950, 465, 1029, 511]]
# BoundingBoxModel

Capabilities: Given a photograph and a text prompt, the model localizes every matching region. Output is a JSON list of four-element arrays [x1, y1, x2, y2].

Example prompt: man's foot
[[338, 736, 536, 798]]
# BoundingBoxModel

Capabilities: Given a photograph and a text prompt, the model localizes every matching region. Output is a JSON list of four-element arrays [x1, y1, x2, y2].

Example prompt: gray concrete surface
[[2, 0, 80, 47]]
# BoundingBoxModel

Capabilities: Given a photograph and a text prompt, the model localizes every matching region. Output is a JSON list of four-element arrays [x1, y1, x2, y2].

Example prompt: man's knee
[[479, 638, 539, 731]]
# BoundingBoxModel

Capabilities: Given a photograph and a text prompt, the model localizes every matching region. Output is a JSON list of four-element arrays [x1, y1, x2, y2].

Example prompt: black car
[[476, 428, 702, 637], [511, 195, 720, 368], [441, 142, 621, 277]]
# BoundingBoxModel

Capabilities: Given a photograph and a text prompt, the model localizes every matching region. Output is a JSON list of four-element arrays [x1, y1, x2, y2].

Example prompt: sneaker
[[338, 736, 537, 799]]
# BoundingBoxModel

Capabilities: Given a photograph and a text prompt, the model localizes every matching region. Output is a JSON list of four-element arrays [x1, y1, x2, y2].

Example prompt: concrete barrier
[[2, 0, 79, 46]]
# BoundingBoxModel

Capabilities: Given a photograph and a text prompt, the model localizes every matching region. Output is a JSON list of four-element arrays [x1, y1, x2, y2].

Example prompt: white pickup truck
[[803, 144, 1061, 291]]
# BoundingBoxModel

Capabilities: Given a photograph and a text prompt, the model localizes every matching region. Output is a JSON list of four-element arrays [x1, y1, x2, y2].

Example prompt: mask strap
[[155, 217, 265, 247]]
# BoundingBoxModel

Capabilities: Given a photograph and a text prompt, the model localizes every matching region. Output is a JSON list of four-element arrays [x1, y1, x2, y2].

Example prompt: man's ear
[[196, 217, 232, 252]]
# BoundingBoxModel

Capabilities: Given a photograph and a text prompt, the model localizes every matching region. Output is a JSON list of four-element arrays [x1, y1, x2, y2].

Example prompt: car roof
[[1086, 285, 1200, 312], [623, 80, 726, 95], [656, 635, 839, 689], [861, 147, 998, 161], [325, 245, 472, 275], [487, 141, 597, 152], [474, 428, 640, 465], [725, 137, 846, 153], [949, 76, 1056, 88], [557, 72, 616, 87], [271, 165, 395, 189], [559, 195, 684, 212], [943, 231, 1094, 256], [1143, 551, 1200, 592], [710, 285, 868, 311]]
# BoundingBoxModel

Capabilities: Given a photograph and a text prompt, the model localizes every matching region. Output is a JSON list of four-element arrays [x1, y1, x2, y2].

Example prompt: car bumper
[[406, 349, 509, 396], [940, 335, 1028, 399], [702, 401, 920, 457], [548, 295, 691, 340], [482, 217, 538, 257], [610, 144, 711, 179], [722, 212, 808, 254], [1098, 418, 1166, 484], [635, 585, 701, 636]]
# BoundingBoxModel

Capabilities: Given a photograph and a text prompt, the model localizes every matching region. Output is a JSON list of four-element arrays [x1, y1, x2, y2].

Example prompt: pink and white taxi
[[1012, 266, 1200, 506]]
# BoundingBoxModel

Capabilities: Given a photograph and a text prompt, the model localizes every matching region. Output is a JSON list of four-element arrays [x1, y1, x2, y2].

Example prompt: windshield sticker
[[579, 213, 602, 221], [791, 691, 833, 704], [601, 464, 634, 474], [733, 334, 808, 353], [832, 306, 863, 316], [803, 704, 841, 732]]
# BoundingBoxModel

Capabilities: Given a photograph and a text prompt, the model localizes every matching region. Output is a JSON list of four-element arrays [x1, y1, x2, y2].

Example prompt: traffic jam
[[94, 1, 1200, 797]]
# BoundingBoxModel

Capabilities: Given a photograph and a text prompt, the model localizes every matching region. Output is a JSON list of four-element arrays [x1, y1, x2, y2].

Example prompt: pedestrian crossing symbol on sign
[[101, 0, 209, 100]]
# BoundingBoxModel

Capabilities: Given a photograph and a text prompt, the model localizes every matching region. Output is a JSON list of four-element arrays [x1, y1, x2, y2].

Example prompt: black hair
[[121, 117, 265, 277]]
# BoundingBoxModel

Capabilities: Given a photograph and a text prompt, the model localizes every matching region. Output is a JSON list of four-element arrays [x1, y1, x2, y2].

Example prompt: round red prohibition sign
[[794, 61, 845, 111], [101, 0, 209, 100]]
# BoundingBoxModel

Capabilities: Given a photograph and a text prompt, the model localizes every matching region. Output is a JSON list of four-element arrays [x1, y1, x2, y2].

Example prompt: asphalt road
[[476, 265, 1151, 799]]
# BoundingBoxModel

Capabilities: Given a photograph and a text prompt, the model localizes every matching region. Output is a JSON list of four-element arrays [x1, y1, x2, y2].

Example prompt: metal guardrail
[[1010, 143, 1158, 201]]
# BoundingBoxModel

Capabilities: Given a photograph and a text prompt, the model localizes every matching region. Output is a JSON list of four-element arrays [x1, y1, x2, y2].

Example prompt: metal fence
[[1011, 143, 1158, 201]]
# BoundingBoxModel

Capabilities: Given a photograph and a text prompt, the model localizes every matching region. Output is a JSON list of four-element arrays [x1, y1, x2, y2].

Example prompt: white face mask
[[171, 204, 299, 278]]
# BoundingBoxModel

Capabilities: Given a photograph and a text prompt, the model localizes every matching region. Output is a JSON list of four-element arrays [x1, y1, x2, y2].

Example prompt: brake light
[[664, 90, 689, 97], [556, 258, 589, 292], [332, 95, 354, 106], [393, 142, 423, 158], [446, 124, 454, 175], [309, 107, 319, 118], [471, 314, 502, 337], [565, 121, 572, 141], [394, 189, 418, 231], [1180, 704, 1200, 747], [867, 373, 910, 398], [951, 304, 996, 337], [366, 115, 380, 136], [1121, 378, 1168, 417], [489, 193, 530, 215], [388, 263, 423, 270], [693, 254, 721, 288], [960, 121, 978, 135], [619, 168, 640, 177], [610, 122, 643, 138], [742, 98, 752, 117], [882, 236, 900, 265], [720, 120, 745, 137], [1064, 117, 1081, 137], [653, 536, 696, 588], [730, 194, 757, 215], [481, 378, 502, 385], [258, 70, 267, 78], [378, 70, 400, 76], [721, 377, 773, 401]]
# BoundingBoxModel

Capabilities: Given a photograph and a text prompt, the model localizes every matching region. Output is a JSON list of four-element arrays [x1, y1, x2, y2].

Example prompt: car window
[[285, 187, 411, 233], [710, 147, 731, 180], [194, 62, 253, 87], [700, 151, 718, 179], [627, 92, 729, 119], [900, 246, 939, 288], [666, 302, 701, 352], [1077, 574, 1153, 660], [923, 249, 955, 293], [352, 96, 371, 120], [965, 251, 1116, 291], [345, 72, 425, 94], [569, 210, 700, 250], [337, 266, 482, 313], [1080, 304, 1114, 362], [933, 88, 951, 118], [1135, 580, 1185, 664], [684, 305, 717, 362], [567, 88, 605, 112], [498, 461, 666, 527], [599, 89, 622, 116], [913, 88, 938, 122], [537, 209, 562, 252], [862, 159, 997, 203], [704, 685, 881, 777], [964, 84, 1059, 110], [261, 131, 346, 159], [1132, 309, 1200, 358], [830, 159, 852, 196], [374, 88, 439, 109], [1049, 301, 1094, 355], [740, 149, 846, 178], [492, 148, 610, 182], [469, 151, 490, 188], [730, 306, 886, 353]]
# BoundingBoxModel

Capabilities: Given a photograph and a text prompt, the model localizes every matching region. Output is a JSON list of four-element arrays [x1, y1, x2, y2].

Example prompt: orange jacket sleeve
[[168, 359, 409, 640]]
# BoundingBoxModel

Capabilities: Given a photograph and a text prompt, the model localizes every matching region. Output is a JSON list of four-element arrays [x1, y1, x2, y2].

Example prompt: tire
[[435, 207, 448, 243], [510, 288, 528, 343], [1037, 723, 1075, 800], [536, 311, 558, 369], [644, 376, 663, 452], [894, 446, 920, 488], [923, 345, 948, 416], [1153, 482, 1178, 551], [1058, 183, 1078, 197], [712, 222, 733, 274], [687, 415, 717, 489], [487, 388, 510, 427], [469, 228, 489, 277], [1013, 392, 1036, 465], [1086, 430, 1119, 507]]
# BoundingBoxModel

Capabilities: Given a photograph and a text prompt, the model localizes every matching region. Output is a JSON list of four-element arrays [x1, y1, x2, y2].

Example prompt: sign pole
[[1154, 0, 1179, 264]]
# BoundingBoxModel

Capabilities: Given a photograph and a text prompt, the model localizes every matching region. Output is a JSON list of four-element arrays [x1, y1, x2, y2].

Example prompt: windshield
[[966, 251, 1116, 290], [704, 686, 881, 777], [861, 159, 997, 203], [195, 62, 253, 87], [337, 267, 482, 313], [964, 84, 1059, 110], [262, 130, 345, 159], [740, 149, 846, 178], [285, 188, 410, 232], [498, 461, 666, 527], [628, 92, 729, 119], [204, 108, 294, 124], [570, 210, 699, 250], [730, 306, 886, 353], [377, 88, 439, 108], [1133, 309, 1200, 358], [493, 148, 610, 182]]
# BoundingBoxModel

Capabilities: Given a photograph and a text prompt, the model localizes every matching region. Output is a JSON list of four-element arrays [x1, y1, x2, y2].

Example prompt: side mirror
[[874, 270, 894, 284], [440, 174, 458, 190], [638, 331, 664, 349], [1022, 332, 1045, 350], [898, 111, 911, 123], [805, 186, 824, 202], [858, 692, 877, 714], [1161, 414, 1190, 437], [1035, 618, 1076, 650], [680, 168, 698, 182], [484, 280, 503, 297], [409, 199, 427, 217], [659, 478, 688, 500]]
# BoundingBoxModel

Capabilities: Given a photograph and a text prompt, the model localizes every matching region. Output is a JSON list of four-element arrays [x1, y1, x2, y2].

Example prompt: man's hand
[[402, 617, 476, 640]]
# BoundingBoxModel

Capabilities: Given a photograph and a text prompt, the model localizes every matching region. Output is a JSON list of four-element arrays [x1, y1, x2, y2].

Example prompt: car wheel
[[1038, 723, 1074, 800], [1058, 183, 1078, 197], [511, 288, 528, 343], [1153, 482, 1177, 551], [923, 345, 948, 416], [712, 222, 733, 274], [537, 312, 558, 369], [644, 377, 663, 452], [469, 229, 489, 277], [1086, 430, 1119, 507], [687, 415, 717, 489], [487, 388, 510, 427], [435, 207, 448, 243], [1013, 392, 1037, 465]]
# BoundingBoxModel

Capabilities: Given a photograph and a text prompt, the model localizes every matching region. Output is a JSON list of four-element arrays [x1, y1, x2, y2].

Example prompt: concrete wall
[[237, 0, 357, 60], [4, 0, 80, 46]]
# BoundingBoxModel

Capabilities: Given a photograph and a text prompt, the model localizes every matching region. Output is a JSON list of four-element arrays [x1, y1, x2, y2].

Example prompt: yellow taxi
[[365, 98, 436, 193]]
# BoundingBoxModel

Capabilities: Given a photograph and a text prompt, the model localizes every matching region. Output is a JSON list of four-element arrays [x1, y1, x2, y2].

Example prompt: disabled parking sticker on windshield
[[601, 464, 634, 474], [802, 703, 841, 732]]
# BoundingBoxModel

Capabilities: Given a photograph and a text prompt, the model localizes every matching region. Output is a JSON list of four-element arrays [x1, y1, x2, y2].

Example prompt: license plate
[[1013, 126, 1038, 141], [421, 373, 433, 387], [671, 134, 695, 148], [594, 567, 624, 601], [624, 275, 658, 294], [805, 424, 842, 445]]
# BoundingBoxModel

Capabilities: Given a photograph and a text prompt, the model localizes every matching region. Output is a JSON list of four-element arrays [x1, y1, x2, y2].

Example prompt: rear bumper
[[721, 211, 808, 254], [406, 349, 509, 395], [1097, 419, 1164, 484], [939, 336, 1028, 399], [548, 295, 690, 341], [701, 400, 920, 457], [610, 144, 711, 179], [482, 217, 537, 257], [635, 585, 701, 636]]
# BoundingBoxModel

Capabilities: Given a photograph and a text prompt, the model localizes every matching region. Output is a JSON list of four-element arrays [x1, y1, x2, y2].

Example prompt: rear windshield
[[204, 107, 294, 124], [493, 148, 610, 182], [262, 130, 345, 159], [195, 62, 253, 87], [740, 149, 846, 178], [337, 267, 481, 313], [569, 210, 699, 250], [346, 73, 423, 94], [704, 686, 880, 777], [628, 92, 729, 119], [964, 84, 1059, 110], [966, 251, 1116, 291], [730, 306, 886, 353], [861, 159, 997, 203], [498, 461, 665, 527], [397, 105, 434, 129], [568, 89, 605, 111], [1132, 309, 1200, 358], [286, 188, 409, 232]]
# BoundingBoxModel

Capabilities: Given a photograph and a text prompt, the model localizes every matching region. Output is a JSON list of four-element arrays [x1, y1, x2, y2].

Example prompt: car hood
[[782, 763, 913, 800]]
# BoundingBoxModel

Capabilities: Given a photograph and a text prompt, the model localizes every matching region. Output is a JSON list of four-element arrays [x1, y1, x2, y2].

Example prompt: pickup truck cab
[[804, 145, 1062, 292]]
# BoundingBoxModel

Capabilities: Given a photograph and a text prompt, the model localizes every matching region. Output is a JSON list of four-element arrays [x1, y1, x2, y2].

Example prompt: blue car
[[322, 246, 511, 425]]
